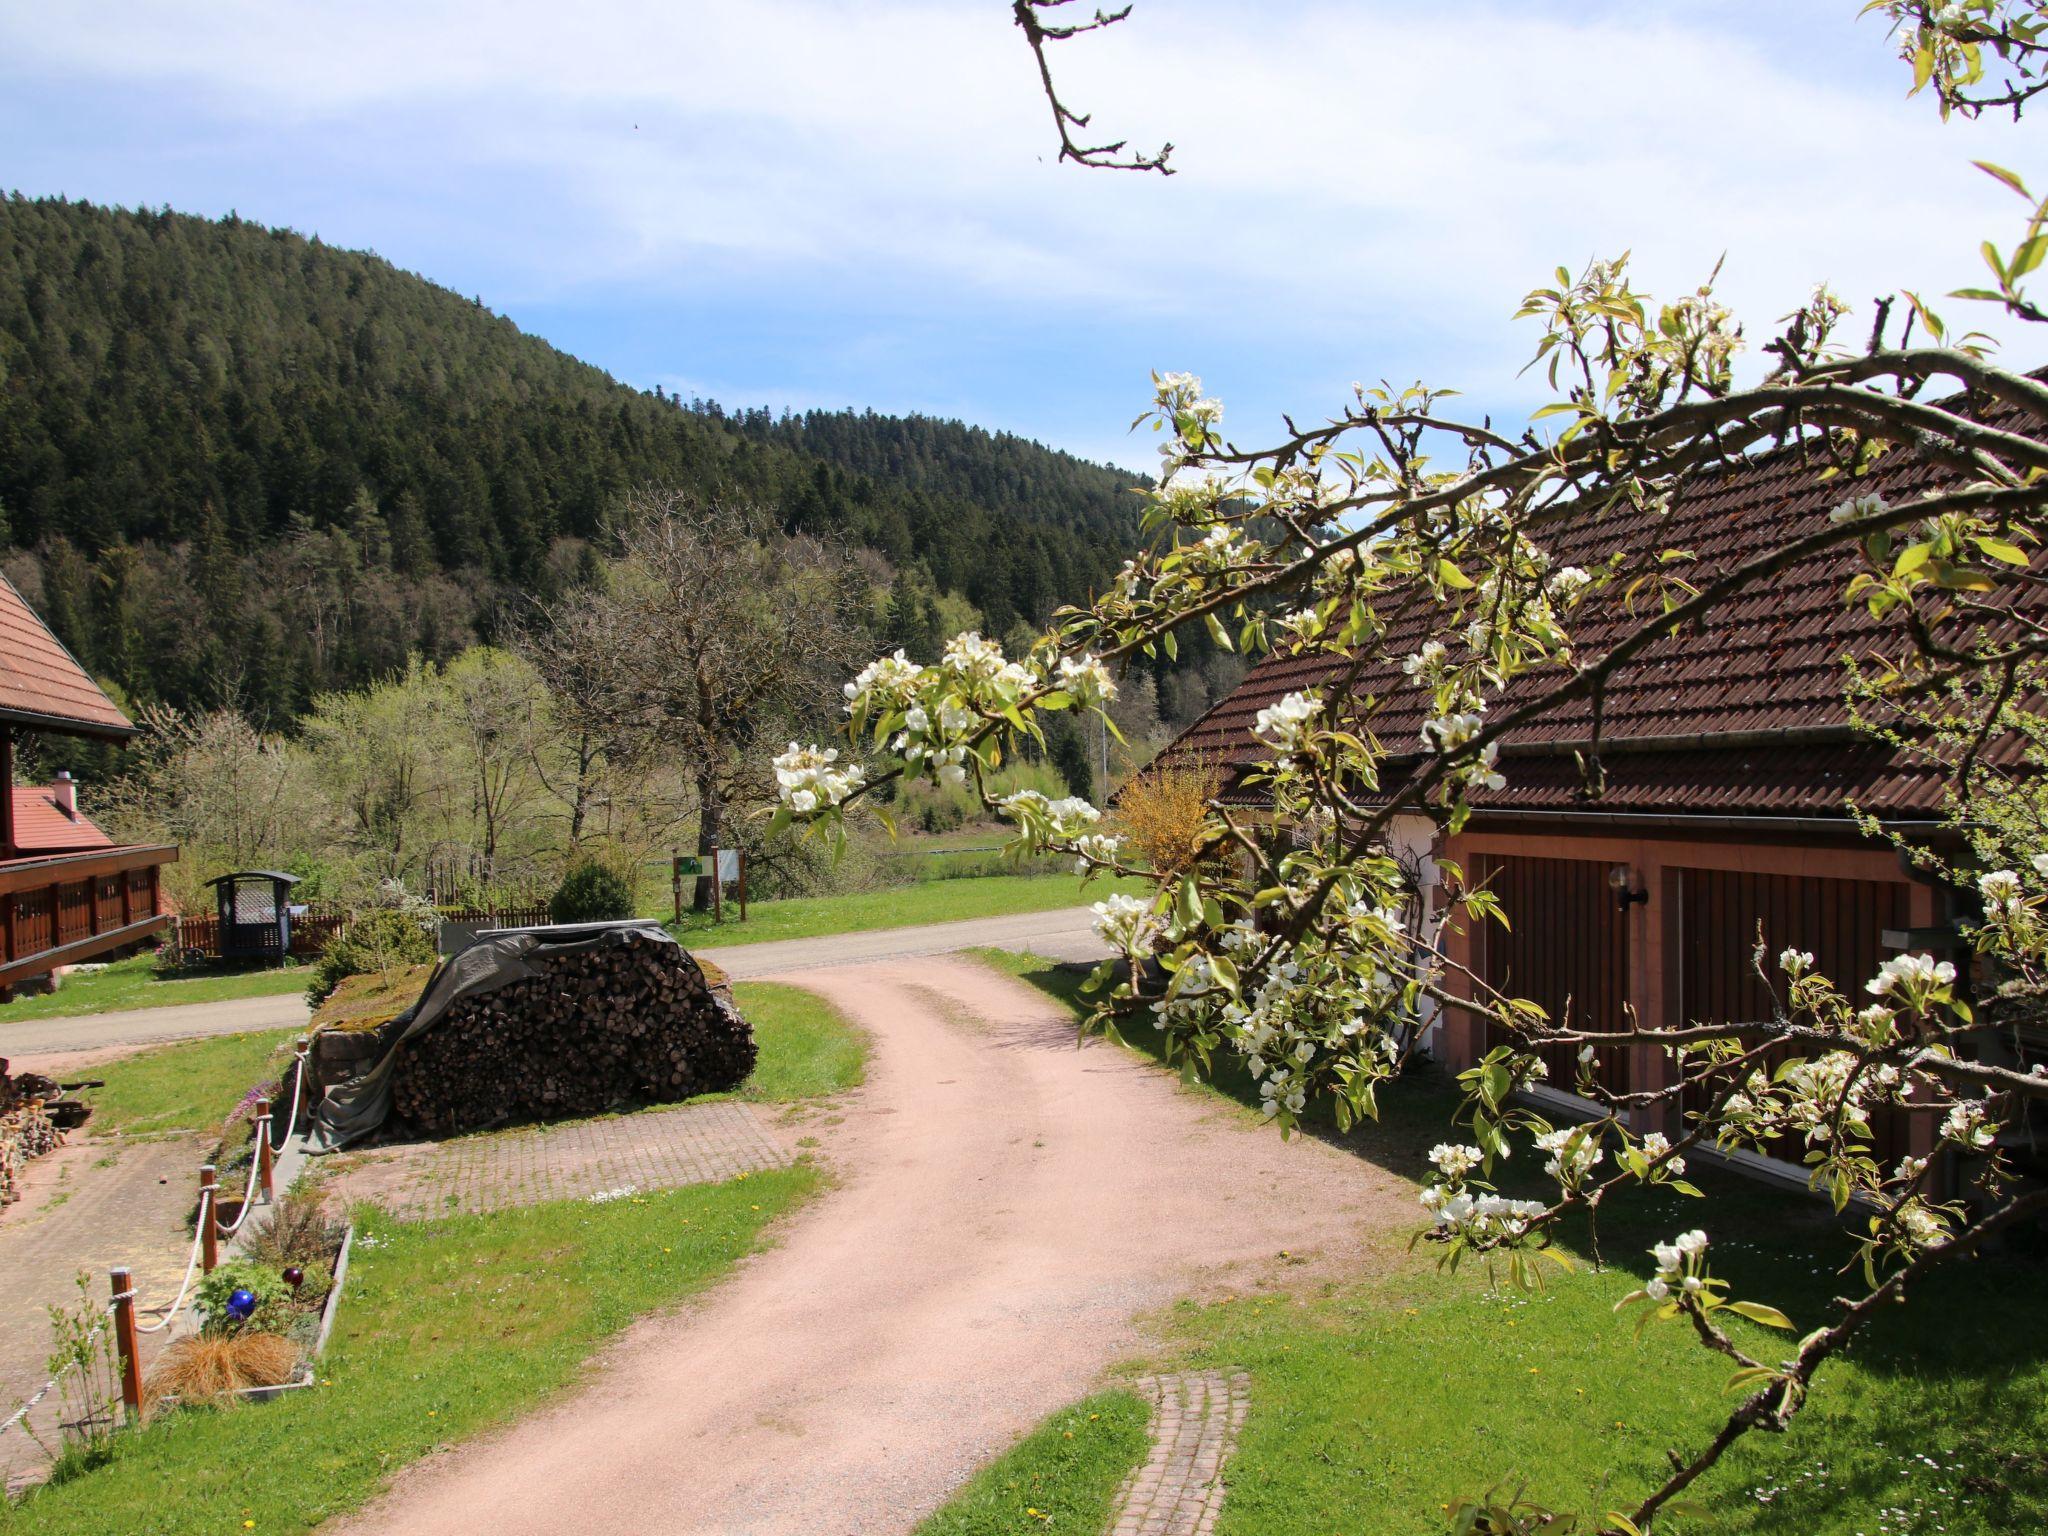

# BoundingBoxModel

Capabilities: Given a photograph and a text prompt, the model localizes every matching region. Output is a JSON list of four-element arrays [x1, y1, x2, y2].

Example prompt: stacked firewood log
[[0, 1061, 64, 1208], [387, 931, 755, 1136]]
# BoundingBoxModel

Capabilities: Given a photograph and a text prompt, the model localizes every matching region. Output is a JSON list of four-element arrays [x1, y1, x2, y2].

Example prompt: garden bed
[[143, 1195, 353, 1413]]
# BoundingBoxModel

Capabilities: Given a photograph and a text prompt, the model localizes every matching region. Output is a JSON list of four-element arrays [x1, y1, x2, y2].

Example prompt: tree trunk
[[693, 765, 722, 913]]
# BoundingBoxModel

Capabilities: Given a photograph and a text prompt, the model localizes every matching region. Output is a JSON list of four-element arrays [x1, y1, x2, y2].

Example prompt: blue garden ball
[[226, 1287, 257, 1320]]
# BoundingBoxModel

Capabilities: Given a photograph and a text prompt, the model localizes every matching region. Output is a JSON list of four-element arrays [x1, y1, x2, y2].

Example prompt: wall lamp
[[1608, 864, 1650, 911]]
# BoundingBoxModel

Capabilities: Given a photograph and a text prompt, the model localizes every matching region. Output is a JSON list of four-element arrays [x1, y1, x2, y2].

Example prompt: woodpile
[[0, 1060, 64, 1208], [387, 930, 755, 1137]]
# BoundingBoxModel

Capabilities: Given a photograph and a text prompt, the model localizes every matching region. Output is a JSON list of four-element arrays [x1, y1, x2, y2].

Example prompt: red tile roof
[[8, 784, 114, 853], [1155, 407, 2043, 820], [0, 574, 134, 739]]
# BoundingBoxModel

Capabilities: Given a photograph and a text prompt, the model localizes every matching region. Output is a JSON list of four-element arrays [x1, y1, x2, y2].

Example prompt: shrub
[[305, 907, 436, 1009], [245, 1192, 342, 1271], [549, 859, 635, 924], [195, 1257, 298, 1337], [143, 1333, 300, 1409], [1113, 754, 1223, 877]]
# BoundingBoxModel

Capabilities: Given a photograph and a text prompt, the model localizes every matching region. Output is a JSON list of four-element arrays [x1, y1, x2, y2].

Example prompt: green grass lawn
[[661, 871, 1140, 949], [0, 1167, 816, 1535], [733, 981, 867, 1100], [977, 949, 2048, 1536], [0, 953, 310, 1023], [913, 1391, 1152, 1536], [80, 1027, 302, 1138]]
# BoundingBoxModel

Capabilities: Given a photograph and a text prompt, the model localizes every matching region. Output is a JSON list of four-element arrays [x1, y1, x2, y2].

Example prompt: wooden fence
[[171, 904, 553, 960]]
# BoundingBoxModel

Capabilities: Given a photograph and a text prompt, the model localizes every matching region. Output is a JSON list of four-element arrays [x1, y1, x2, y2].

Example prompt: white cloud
[[4, 0, 2039, 448]]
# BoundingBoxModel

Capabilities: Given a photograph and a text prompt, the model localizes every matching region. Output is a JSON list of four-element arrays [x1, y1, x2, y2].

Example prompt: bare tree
[[1012, 1, 1173, 173], [554, 495, 872, 911]]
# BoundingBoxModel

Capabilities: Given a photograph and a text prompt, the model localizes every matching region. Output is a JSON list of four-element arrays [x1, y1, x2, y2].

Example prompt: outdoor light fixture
[[1608, 864, 1649, 910]]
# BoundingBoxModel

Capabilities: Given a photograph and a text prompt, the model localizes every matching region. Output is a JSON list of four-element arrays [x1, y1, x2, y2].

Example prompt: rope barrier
[[0, 1310, 109, 1438], [4, 1038, 319, 1428], [211, 1132, 267, 1238], [134, 1225, 204, 1336]]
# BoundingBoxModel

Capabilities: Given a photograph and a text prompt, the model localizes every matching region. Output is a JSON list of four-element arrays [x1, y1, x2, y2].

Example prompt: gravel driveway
[[336, 957, 1414, 1536]]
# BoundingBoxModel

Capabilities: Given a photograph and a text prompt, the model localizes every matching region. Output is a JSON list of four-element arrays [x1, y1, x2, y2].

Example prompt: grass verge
[[976, 948, 2048, 1536], [913, 1390, 1152, 1536], [660, 872, 1141, 949], [80, 1028, 300, 1138], [731, 981, 867, 1100], [0, 1167, 816, 1535], [0, 954, 310, 1023]]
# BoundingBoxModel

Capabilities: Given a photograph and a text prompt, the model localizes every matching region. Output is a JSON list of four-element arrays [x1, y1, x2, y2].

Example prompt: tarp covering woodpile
[[307, 920, 753, 1150]]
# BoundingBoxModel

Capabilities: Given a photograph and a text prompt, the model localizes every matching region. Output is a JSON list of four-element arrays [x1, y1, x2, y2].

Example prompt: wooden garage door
[[1475, 854, 1632, 1094], [1676, 868, 1915, 1162]]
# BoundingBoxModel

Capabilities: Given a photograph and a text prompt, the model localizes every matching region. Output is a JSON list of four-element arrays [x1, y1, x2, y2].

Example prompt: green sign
[[672, 855, 704, 878]]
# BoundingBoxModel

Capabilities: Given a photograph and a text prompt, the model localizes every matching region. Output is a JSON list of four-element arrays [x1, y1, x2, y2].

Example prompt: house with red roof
[[1150, 427, 2038, 1179], [0, 573, 177, 997]]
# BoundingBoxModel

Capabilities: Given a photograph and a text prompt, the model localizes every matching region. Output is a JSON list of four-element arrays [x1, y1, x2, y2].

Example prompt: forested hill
[[0, 194, 1145, 721]]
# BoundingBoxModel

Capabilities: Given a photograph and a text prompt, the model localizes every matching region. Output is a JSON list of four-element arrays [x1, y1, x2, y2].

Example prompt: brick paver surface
[[1110, 1371, 1252, 1536], [0, 1133, 206, 1486], [322, 1101, 791, 1222]]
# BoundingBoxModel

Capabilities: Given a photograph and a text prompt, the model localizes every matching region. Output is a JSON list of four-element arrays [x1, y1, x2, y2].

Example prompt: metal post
[[199, 1165, 218, 1273], [256, 1098, 274, 1203], [108, 1266, 142, 1423]]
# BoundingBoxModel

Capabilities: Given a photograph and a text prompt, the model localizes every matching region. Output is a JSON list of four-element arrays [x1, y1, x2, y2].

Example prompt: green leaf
[[1975, 159, 2033, 197], [1204, 611, 1234, 652], [1726, 1300, 1796, 1330], [1974, 536, 2030, 565], [1436, 558, 1475, 590]]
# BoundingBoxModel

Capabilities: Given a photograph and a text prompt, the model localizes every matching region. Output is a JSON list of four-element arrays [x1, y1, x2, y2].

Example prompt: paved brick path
[[1110, 1371, 1252, 1536], [0, 1134, 206, 1486], [322, 1101, 791, 1221]]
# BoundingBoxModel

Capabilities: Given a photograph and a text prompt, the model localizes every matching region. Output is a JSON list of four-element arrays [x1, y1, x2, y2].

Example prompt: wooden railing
[[172, 904, 554, 960], [0, 844, 178, 991]]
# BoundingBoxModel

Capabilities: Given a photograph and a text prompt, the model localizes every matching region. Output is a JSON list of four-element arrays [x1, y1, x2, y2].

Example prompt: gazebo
[[205, 871, 300, 961]]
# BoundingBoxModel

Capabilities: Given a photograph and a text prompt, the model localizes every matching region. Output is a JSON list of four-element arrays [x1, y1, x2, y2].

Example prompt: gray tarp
[[307, 918, 680, 1152]]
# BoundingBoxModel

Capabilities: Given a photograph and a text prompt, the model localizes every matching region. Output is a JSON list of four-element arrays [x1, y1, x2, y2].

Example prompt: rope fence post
[[199, 1165, 218, 1273], [108, 1267, 142, 1424], [256, 1098, 274, 1203]]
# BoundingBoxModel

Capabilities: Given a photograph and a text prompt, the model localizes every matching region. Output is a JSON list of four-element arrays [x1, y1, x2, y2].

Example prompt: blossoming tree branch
[[771, 3, 2048, 1530]]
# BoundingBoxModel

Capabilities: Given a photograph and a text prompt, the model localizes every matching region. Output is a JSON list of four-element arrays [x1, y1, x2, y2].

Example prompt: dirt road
[[338, 957, 1411, 1536]]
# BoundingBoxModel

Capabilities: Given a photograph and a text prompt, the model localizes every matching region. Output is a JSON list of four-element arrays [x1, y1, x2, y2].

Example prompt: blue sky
[[3, 1, 2038, 475]]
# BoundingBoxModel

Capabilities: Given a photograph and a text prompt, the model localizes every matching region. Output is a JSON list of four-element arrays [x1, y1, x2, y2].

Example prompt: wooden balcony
[[0, 843, 179, 992]]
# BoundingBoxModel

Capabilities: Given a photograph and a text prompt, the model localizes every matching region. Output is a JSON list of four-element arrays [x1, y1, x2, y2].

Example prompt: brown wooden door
[[1476, 854, 1633, 1094], [1676, 868, 1915, 1163]]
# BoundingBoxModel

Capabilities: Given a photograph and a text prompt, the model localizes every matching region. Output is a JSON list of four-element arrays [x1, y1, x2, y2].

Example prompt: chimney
[[52, 770, 77, 819]]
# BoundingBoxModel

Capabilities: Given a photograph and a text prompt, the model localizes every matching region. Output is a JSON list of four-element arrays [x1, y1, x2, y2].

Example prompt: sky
[[3, 0, 2040, 476]]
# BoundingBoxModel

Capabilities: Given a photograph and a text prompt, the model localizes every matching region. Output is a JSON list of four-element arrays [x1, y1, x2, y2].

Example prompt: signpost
[[671, 850, 746, 923]]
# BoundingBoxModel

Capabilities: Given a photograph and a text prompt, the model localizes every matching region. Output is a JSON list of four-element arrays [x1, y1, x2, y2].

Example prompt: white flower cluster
[[1418, 1184, 1550, 1240], [774, 741, 866, 816], [1978, 867, 2024, 916], [1536, 1126, 1604, 1188], [1644, 1228, 1709, 1301], [842, 650, 923, 713], [1091, 892, 1158, 954], [942, 631, 1036, 698], [1001, 790, 1102, 840], [1546, 565, 1594, 604], [1070, 832, 1123, 873], [1828, 491, 1889, 526], [1053, 653, 1118, 706], [1940, 1098, 1996, 1149], [1254, 690, 1321, 753], [1429, 1142, 1483, 1180], [1778, 947, 1815, 976], [1866, 952, 1957, 1002], [1638, 1131, 1687, 1178]]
